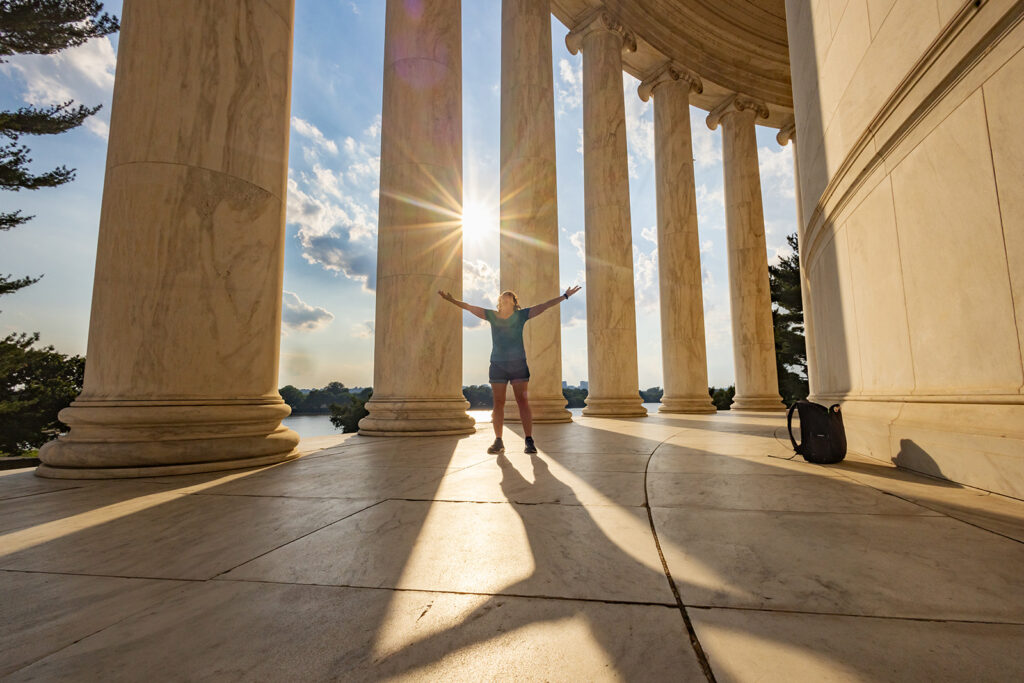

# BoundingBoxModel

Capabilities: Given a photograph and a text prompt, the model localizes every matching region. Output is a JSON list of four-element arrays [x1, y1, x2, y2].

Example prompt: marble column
[[777, 120, 818, 397], [566, 11, 646, 418], [639, 64, 716, 414], [707, 95, 785, 411], [499, 0, 571, 423], [37, 0, 300, 478], [358, 0, 474, 436]]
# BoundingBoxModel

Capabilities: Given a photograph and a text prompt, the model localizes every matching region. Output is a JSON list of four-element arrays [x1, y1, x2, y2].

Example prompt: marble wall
[[786, 0, 1024, 498]]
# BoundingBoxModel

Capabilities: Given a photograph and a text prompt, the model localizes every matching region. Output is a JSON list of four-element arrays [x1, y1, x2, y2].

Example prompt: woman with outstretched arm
[[437, 286, 582, 454]]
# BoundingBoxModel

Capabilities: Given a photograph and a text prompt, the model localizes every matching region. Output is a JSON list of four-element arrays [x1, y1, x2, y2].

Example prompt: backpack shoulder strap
[[787, 402, 800, 453]]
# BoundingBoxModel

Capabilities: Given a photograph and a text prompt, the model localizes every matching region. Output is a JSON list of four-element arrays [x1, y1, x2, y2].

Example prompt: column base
[[824, 395, 1024, 499], [36, 400, 300, 479], [503, 395, 573, 423], [659, 396, 718, 414], [731, 395, 786, 411], [581, 396, 648, 417], [359, 397, 475, 436]]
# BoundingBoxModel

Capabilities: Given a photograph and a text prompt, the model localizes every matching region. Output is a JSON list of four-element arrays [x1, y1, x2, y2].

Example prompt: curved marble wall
[[786, 0, 1024, 498]]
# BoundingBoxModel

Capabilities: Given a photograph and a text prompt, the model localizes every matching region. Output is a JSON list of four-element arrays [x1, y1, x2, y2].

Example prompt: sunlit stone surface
[[568, 11, 647, 418], [498, 0, 572, 424], [358, 0, 475, 437], [35, 0, 301, 478], [5, 414, 1024, 679], [708, 95, 785, 412], [640, 65, 717, 414]]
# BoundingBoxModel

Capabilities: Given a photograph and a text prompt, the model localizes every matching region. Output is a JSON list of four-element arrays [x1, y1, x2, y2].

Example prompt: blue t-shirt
[[485, 308, 531, 362]]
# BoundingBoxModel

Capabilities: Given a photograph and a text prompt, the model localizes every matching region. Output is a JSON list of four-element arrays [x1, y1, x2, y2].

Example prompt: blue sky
[[0, 0, 797, 391]]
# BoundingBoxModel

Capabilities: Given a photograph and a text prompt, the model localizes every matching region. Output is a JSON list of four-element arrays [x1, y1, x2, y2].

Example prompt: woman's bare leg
[[512, 381, 532, 437], [490, 383, 506, 438]]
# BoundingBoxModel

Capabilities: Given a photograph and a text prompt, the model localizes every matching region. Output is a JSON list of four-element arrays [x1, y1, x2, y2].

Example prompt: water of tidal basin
[[282, 404, 665, 438]]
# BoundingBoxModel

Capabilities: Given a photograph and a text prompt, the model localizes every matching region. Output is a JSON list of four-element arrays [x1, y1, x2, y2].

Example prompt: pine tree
[[0, 0, 119, 295], [0, 2, 117, 453], [769, 233, 809, 405], [1, 1, 118, 58], [0, 331, 85, 454]]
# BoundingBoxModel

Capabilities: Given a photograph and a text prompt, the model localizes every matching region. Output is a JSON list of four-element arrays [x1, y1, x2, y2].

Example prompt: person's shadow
[[367, 450, 706, 679]]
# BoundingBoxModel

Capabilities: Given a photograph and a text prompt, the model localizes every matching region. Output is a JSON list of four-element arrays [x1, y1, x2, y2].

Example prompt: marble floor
[[2, 411, 1023, 681]]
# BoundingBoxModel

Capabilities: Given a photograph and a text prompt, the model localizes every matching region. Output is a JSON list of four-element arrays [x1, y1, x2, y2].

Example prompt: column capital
[[776, 117, 796, 146], [565, 9, 637, 55], [705, 93, 770, 130], [637, 62, 703, 102]]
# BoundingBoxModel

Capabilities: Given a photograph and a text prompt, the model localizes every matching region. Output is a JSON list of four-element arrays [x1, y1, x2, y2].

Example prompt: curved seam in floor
[[643, 428, 717, 682]]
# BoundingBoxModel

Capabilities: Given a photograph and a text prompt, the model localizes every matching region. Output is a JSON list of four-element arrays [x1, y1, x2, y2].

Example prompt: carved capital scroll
[[565, 9, 637, 56], [706, 93, 770, 130], [637, 61, 704, 102]]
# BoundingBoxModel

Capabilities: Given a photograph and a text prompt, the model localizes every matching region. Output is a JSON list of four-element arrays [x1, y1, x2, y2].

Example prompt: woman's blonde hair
[[499, 290, 521, 311]]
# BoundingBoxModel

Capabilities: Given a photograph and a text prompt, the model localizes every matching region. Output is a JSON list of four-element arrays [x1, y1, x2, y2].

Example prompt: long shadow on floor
[[369, 449, 705, 679], [3, 420, 1024, 679]]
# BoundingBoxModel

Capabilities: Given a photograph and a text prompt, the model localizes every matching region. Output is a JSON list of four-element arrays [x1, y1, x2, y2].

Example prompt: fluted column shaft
[[499, 0, 570, 423], [359, 0, 474, 436], [38, 0, 300, 478], [641, 67, 716, 414], [567, 12, 646, 418], [710, 97, 785, 411]]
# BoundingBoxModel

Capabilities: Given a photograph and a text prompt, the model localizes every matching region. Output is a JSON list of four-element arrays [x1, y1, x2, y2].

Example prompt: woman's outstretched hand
[[437, 290, 456, 303], [564, 285, 582, 299]]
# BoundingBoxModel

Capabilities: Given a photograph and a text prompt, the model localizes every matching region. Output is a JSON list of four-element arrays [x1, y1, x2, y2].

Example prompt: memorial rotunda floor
[[1, 411, 1023, 681]]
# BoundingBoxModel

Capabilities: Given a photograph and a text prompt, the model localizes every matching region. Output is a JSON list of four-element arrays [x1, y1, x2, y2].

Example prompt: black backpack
[[787, 400, 847, 464]]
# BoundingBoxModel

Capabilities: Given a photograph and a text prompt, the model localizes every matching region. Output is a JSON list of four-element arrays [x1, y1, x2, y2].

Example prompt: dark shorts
[[489, 358, 530, 384]]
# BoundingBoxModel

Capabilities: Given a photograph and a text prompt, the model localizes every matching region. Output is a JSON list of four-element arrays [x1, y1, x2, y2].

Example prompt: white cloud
[[623, 74, 654, 178], [696, 183, 726, 230], [1, 37, 117, 139], [287, 175, 378, 289], [765, 219, 796, 265], [568, 230, 586, 262], [691, 112, 721, 168], [363, 116, 381, 140], [351, 320, 374, 338], [282, 291, 335, 331], [291, 117, 339, 155], [557, 57, 582, 114], [700, 239, 714, 253], [287, 115, 382, 289], [633, 245, 659, 313], [462, 258, 499, 329], [641, 226, 658, 245], [559, 274, 588, 327], [463, 258, 499, 299], [702, 266, 715, 288], [702, 303, 733, 353], [342, 116, 381, 183], [758, 145, 795, 199], [349, 1, 360, 14]]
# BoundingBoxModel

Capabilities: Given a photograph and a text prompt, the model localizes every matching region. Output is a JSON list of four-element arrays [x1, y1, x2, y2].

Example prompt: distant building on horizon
[[579, 381, 588, 390]]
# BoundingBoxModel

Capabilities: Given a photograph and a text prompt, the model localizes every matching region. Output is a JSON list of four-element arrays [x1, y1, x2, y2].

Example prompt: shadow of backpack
[[787, 400, 847, 464]]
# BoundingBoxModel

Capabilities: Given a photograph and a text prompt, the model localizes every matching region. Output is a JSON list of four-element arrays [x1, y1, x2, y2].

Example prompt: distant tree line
[[461, 383, 736, 411], [709, 386, 735, 411], [462, 384, 493, 408], [329, 391, 371, 434], [563, 386, 587, 408], [278, 382, 372, 434], [279, 381, 371, 414]]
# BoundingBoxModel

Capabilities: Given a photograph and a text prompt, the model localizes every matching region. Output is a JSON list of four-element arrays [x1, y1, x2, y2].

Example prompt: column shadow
[[368, 448, 705, 680]]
